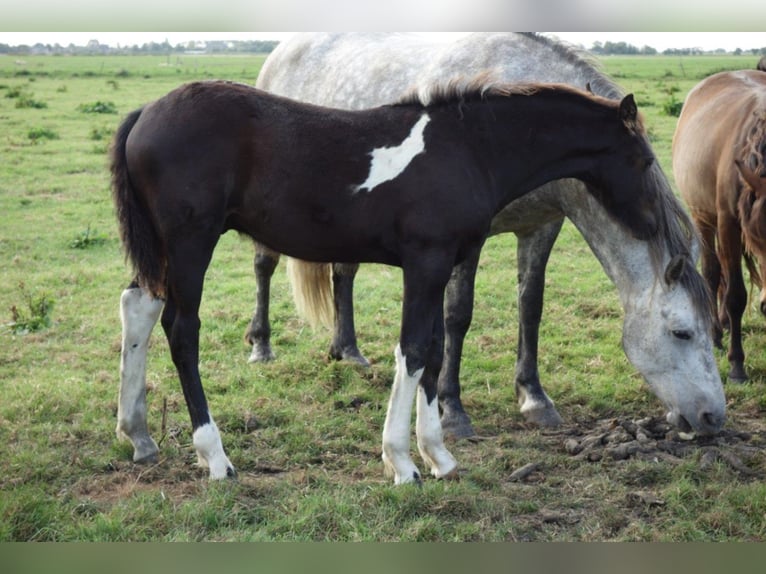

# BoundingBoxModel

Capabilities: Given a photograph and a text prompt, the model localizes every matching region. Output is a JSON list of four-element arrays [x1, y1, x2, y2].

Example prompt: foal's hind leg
[[515, 221, 564, 427], [117, 281, 163, 463], [329, 263, 369, 366], [163, 236, 235, 479], [245, 243, 279, 363]]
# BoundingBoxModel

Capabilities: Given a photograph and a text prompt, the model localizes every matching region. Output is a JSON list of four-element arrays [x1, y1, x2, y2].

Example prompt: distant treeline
[[4, 39, 766, 58], [591, 40, 766, 56], [0, 39, 280, 56]]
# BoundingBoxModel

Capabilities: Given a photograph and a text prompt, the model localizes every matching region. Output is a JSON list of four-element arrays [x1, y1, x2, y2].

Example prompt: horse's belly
[[488, 181, 570, 236]]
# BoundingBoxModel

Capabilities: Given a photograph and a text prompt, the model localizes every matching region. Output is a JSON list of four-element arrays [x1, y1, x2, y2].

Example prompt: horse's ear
[[619, 94, 638, 127], [664, 254, 686, 286], [735, 159, 765, 197]]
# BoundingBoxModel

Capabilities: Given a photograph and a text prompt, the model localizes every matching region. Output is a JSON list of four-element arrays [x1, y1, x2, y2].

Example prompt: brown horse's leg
[[695, 217, 724, 348], [329, 263, 369, 366], [718, 216, 749, 382], [245, 243, 279, 363], [162, 232, 235, 478]]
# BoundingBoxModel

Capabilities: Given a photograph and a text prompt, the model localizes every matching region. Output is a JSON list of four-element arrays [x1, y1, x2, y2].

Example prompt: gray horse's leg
[[515, 220, 565, 427], [329, 263, 369, 366], [437, 251, 481, 438], [246, 244, 279, 363], [117, 283, 163, 463]]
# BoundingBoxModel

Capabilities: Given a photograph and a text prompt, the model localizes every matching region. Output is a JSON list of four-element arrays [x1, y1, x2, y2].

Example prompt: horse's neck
[[554, 181, 660, 305], [470, 96, 612, 212]]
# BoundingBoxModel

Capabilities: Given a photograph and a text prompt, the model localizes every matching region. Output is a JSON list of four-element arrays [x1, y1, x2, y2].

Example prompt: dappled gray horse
[[246, 32, 725, 438]]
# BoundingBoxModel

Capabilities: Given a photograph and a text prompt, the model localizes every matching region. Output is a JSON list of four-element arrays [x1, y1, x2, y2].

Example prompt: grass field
[[1, 51, 766, 541]]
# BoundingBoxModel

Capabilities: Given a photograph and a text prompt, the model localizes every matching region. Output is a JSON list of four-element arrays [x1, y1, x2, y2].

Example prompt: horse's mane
[[742, 111, 766, 177], [397, 34, 713, 329], [517, 32, 716, 329], [397, 73, 614, 111], [646, 167, 717, 330], [519, 33, 624, 100], [737, 111, 766, 287]]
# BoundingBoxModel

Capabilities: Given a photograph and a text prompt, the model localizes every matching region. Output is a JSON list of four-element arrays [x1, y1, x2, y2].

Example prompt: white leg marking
[[416, 386, 458, 479], [117, 287, 163, 463], [381, 345, 422, 484], [518, 387, 555, 415], [355, 114, 429, 193], [193, 419, 235, 479]]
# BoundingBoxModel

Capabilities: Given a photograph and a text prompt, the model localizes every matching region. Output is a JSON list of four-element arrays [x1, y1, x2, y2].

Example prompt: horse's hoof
[[129, 437, 160, 464], [345, 353, 370, 368], [331, 346, 370, 367], [522, 407, 564, 428], [727, 368, 748, 384], [440, 412, 476, 439], [133, 451, 159, 465], [248, 345, 275, 363], [438, 467, 460, 482]]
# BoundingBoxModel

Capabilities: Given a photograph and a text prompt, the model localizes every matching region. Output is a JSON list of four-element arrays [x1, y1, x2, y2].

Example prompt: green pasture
[[1, 52, 765, 541]]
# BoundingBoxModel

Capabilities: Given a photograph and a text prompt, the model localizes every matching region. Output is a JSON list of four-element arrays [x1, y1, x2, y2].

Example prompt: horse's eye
[[672, 329, 692, 341], [640, 155, 654, 170]]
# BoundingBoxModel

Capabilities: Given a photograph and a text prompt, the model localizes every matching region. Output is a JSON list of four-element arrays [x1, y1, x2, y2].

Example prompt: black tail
[[110, 108, 166, 297]]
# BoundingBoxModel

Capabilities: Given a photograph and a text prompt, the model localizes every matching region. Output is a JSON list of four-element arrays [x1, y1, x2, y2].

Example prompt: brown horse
[[673, 69, 766, 382]]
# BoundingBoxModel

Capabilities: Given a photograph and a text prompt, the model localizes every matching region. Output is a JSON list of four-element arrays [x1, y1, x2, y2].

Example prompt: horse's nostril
[[701, 410, 724, 434]]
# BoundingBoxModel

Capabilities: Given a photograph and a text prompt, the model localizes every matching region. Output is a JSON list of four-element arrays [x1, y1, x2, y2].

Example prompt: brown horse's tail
[[286, 257, 334, 329], [110, 108, 166, 297]]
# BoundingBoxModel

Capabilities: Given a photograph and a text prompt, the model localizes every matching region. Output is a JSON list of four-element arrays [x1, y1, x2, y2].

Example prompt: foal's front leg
[[382, 259, 458, 484], [415, 303, 459, 480], [117, 282, 163, 463], [384, 345, 458, 484]]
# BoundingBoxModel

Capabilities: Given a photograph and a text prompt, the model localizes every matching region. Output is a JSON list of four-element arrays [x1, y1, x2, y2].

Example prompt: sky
[[1, 32, 765, 52]]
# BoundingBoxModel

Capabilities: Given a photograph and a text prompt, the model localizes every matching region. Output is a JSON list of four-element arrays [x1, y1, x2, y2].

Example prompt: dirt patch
[[65, 458, 205, 506], [555, 415, 765, 478]]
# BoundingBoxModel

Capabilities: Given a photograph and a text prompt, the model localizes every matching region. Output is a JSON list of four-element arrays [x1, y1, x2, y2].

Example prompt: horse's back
[[257, 33, 432, 106], [673, 70, 766, 217], [256, 32, 621, 238], [257, 33, 619, 109]]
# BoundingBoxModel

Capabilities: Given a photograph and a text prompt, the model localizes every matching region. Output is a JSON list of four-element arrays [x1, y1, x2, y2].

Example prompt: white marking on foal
[[382, 345, 423, 484], [416, 386, 458, 479], [117, 286, 163, 463], [382, 345, 458, 484], [355, 113, 429, 193], [193, 419, 235, 479]]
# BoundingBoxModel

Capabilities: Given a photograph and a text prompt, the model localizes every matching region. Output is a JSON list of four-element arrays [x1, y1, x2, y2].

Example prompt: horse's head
[[621, 254, 726, 436], [736, 158, 766, 315], [582, 94, 662, 241]]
